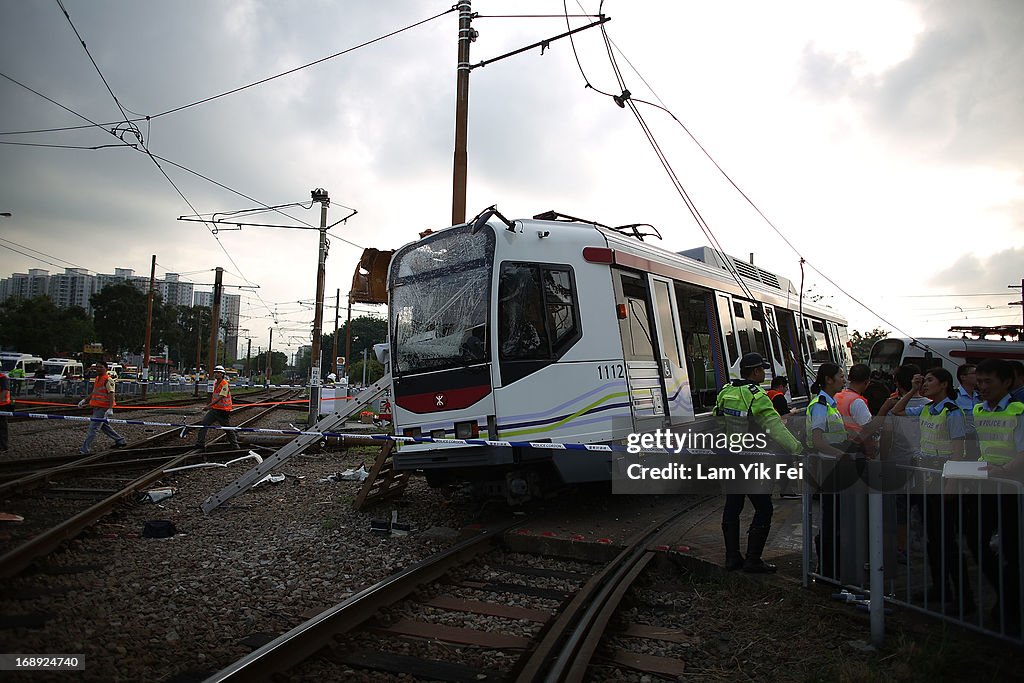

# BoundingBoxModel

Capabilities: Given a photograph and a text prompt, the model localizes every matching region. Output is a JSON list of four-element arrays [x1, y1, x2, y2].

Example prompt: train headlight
[[455, 421, 479, 439]]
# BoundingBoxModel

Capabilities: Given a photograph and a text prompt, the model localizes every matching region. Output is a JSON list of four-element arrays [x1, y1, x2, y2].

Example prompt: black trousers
[[0, 414, 8, 450], [195, 409, 239, 447], [965, 491, 1021, 626], [722, 493, 773, 529]]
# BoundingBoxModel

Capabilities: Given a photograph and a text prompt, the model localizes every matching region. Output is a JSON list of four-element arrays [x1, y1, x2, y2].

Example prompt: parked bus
[[385, 210, 852, 500]]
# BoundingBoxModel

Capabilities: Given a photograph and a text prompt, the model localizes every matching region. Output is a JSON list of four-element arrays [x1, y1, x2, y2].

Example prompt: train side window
[[499, 264, 550, 360], [717, 294, 739, 365], [620, 274, 656, 361], [542, 268, 579, 354], [499, 263, 580, 361], [678, 283, 723, 412]]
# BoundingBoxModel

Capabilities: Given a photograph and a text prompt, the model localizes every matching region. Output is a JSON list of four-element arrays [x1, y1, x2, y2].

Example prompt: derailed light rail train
[[386, 210, 853, 501]]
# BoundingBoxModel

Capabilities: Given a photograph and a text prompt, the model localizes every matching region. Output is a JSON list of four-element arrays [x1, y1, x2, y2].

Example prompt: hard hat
[[214, 365, 226, 372]]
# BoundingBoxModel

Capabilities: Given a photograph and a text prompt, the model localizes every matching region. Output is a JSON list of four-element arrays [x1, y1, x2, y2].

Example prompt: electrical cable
[[0, 140, 135, 150], [0, 237, 93, 271], [576, 2, 959, 366], [148, 7, 456, 121], [0, 119, 147, 136]]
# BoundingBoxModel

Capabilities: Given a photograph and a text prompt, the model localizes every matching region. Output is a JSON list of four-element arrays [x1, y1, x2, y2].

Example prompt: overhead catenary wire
[[574, 2, 960, 366], [147, 7, 457, 121]]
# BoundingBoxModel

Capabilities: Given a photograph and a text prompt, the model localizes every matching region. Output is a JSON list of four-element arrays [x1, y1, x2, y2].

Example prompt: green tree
[[174, 305, 212, 370], [0, 296, 93, 358], [91, 283, 148, 355], [347, 357, 384, 386], [850, 328, 889, 364], [321, 314, 387, 380]]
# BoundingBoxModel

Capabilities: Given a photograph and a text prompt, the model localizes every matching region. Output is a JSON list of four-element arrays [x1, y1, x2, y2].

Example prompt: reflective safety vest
[[714, 383, 758, 436], [0, 371, 10, 406], [974, 400, 1024, 466], [211, 379, 233, 412], [89, 373, 114, 408], [918, 401, 962, 459], [834, 389, 868, 436], [766, 389, 783, 401], [805, 394, 846, 449]]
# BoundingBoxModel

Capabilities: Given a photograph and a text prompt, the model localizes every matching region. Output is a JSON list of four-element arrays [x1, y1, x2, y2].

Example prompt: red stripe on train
[[395, 384, 492, 413]]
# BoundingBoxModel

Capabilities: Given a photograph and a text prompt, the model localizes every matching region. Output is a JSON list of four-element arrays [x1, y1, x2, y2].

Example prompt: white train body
[[386, 214, 851, 497]]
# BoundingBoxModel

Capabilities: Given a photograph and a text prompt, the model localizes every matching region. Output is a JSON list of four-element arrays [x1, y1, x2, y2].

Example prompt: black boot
[[722, 522, 744, 571], [743, 525, 777, 574]]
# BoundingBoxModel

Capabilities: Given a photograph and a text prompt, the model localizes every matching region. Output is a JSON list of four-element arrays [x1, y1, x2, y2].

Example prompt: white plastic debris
[[253, 472, 286, 488], [339, 465, 369, 482], [141, 487, 178, 504]]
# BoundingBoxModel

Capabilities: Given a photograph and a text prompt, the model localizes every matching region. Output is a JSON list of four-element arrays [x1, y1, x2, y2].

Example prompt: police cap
[[739, 352, 770, 370]]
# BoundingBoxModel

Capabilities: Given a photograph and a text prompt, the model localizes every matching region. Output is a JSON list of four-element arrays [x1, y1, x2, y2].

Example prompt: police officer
[[715, 352, 803, 573]]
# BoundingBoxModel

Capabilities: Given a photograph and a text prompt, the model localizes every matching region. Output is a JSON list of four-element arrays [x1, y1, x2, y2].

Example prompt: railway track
[[206, 496, 711, 682], [0, 390, 302, 578]]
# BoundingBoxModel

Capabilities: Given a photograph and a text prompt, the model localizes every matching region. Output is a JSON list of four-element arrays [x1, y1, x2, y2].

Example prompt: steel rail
[[204, 521, 518, 683], [515, 497, 709, 683], [0, 395, 296, 578], [0, 389, 297, 495]]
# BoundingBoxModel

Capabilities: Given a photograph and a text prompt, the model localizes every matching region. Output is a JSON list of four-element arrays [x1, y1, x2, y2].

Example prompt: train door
[[649, 275, 694, 425], [613, 270, 665, 431], [715, 293, 742, 380], [761, 304, 788, 381], [774, 308, 809, 396]]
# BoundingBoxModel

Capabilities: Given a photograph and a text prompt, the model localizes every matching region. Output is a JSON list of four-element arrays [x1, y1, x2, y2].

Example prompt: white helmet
[[214, 365, 225, 372]]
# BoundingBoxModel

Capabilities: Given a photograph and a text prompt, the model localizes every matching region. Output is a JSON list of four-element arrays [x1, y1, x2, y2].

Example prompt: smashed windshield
[[390, 225, 494, 375]]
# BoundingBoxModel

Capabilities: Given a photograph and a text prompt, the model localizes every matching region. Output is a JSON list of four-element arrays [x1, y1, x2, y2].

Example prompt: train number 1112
[[597, 363, 625, 380]]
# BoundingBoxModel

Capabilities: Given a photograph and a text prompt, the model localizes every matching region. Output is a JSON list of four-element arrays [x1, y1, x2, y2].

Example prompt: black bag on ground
[[142, 520, 177, 538]]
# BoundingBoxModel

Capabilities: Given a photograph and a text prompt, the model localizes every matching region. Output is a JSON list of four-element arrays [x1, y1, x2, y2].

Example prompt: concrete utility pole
[[331, 288, 340, 378], [141, 254, 156, 399], [207, 267, 224, 396], [344, 297, 353, 392], [266, 327, 273, 386], [308, 188, 330, 426], [451, 0, 473, 225], [193, 315, 203, 397], [245, 337, 251, 378]]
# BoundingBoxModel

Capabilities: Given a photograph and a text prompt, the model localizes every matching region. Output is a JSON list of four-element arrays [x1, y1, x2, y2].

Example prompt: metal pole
[[869, 489, 885, 646], [451, 0, 472, 225], [344, 297, 353, 393], [207, 267, 223, 397], [245, 338, 251, 379], [362, 347, 368, 387], [266, 328, 273, 387], [309, 189, 329, 426], [193, 313, 202, 397], [141, 254, 156, 399], [331, 288, 340, 378]]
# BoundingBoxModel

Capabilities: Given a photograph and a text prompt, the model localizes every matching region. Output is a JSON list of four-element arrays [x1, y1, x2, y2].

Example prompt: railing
[[802, 453, 1023, 643]]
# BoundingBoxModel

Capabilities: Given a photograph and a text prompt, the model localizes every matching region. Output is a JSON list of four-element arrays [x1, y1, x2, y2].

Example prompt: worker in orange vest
[[834, 363, 876, 457], [77, 361, 127, 454], [195, 365, 240, 450], [0, 369, 11, 452]]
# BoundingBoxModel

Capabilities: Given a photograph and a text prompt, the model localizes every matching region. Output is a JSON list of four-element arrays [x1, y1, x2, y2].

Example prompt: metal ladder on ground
[[200, 373, 392, 514]]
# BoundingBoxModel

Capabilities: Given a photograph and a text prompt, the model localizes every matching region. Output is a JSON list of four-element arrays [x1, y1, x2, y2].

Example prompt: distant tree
[[348, 358, 385, 386], [91, 283, 148, 355], [57, 306, 95, 357], [0, 296, 92, 358], [173, 305, 212, 370], [295, 346, 312, 377], [322, 314, 387, 380], [851, 328, 890, 363]]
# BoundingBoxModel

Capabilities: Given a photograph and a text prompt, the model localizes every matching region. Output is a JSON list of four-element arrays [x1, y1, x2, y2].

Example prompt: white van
[[43, 358, 85, 382], [0, 352, 44, 377]]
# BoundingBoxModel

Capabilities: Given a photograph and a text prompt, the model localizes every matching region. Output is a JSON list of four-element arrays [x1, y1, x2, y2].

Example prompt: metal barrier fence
[[802, 453, 1023, 644]]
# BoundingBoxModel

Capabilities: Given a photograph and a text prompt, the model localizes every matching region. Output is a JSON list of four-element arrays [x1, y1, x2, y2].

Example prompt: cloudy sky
[[1, 0, 1021, 358]]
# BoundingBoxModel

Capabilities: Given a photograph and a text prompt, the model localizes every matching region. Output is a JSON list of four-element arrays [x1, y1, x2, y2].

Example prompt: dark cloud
[[798, 0, 1024, 167], [930, 247, 1024, 291]]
